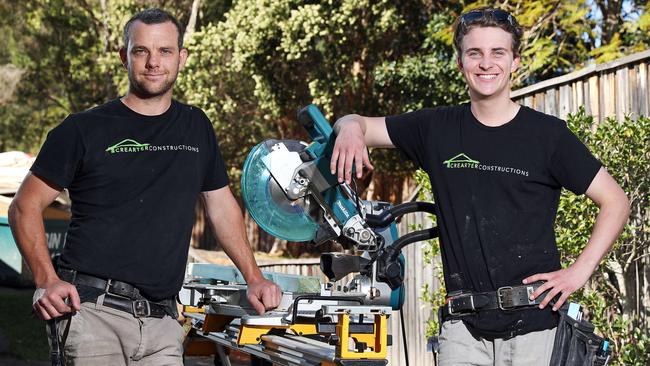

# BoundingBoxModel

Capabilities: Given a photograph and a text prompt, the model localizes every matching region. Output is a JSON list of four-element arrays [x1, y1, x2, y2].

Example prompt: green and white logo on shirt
[[105, 138, 200, 154], [444, 152, 529, 177]]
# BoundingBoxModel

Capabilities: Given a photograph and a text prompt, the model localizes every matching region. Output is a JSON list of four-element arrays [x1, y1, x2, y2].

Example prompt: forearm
[[202, 190, 264, 283], [574, 199, 629, 273], [8, 202, 58, 287], [333, 114, 367, 135]]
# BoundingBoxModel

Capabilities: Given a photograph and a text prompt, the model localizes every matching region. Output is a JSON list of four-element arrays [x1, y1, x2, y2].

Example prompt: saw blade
[[241, 141, 319, 242]]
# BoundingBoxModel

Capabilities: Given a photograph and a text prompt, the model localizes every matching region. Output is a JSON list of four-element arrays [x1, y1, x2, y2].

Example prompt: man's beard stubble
[[128, 70, 178, 99]]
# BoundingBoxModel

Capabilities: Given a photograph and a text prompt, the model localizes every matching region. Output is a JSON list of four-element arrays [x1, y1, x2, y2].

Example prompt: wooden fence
[[511, 49, 650, 122]]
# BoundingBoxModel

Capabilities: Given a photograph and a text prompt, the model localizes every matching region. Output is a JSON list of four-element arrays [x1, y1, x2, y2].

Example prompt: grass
[[0, 288, 49, 361]]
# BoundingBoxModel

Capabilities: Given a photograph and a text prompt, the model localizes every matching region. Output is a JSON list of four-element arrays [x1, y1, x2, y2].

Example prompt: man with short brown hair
[[9, 8, 281, 365]]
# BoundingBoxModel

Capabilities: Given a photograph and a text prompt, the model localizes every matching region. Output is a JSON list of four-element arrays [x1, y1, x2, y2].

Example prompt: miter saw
[[181, 105, 438, 366]]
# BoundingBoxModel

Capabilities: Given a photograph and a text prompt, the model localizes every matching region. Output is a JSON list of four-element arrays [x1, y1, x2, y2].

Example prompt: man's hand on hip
[[33, 279, 81, 320], [523, 263, 592, 311], [246, 278, 282, 315]]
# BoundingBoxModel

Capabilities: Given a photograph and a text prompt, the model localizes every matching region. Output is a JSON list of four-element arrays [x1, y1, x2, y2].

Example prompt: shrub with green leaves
[[420, 110, 650, 365]]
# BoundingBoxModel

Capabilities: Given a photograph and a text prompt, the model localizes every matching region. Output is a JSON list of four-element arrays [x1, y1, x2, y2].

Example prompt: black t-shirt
[[31, 99, 229, 300], [386, 104, 601, 339]]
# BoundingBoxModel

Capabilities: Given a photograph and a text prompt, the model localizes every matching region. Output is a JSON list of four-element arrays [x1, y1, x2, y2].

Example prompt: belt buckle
[[104, 278, 123, 297], [105, 279, 136, 299], [447, 294, 475, 316], [132, 300, 151, 318], [105, 279, 114, 295], [497, 286, 515, 310]]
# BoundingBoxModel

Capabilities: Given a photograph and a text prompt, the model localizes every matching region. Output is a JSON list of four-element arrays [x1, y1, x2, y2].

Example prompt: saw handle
[[366, 202, 437, 228], [297, 104, 333, 144], [375, 227, 440, 290], [291, 295, 364, 325], [390, 227, 440, 256]]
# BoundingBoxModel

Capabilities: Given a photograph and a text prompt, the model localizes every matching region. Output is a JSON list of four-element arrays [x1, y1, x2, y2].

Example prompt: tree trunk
[[184, 0, 201, 44], [269, 237, 287, 256], [99, 0, 115, 99], [608, 259, 629, 321]]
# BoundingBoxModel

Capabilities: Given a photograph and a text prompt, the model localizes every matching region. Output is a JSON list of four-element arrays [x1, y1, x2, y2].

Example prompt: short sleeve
[[201, 119, 229, 192], [549, 123, 601, 194], [385, 108, 435, 168], [30, 117, 84, 189]]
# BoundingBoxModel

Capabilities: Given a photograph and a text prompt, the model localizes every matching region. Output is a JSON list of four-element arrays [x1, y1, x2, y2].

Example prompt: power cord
[[398, 285, 410, 366]]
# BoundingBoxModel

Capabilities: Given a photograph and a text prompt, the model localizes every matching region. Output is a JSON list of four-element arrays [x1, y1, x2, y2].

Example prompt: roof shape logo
[[106, 139, 150, 153], [443, 153, 480, 168]]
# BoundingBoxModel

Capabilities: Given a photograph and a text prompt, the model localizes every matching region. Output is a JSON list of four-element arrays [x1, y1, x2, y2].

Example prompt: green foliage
[[0, 0, 131, 152], [176, 0, 468, 189], [0, 0, 197, 153], [556, 110, 650, 365], [2, 0, 649, 186]]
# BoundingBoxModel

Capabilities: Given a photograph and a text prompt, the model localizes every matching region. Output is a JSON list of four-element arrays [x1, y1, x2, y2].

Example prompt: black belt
[[102, 294, 171, 318], [441, 281, 548, 320], [58, 268, 174, 318]]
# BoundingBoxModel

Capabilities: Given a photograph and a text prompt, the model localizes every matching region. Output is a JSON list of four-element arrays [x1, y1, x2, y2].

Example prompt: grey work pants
[[438, 319, 556, 366], [48, 295, 184, 366]]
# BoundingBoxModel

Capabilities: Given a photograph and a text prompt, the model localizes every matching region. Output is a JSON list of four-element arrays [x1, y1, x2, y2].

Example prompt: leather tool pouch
[[549, 307, 610, 366]]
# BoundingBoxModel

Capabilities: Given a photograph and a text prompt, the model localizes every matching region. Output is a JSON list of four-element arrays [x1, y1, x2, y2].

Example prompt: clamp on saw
[[181, 105, 439, 366]]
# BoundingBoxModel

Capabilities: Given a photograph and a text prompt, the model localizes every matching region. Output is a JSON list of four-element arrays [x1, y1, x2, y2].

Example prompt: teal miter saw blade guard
[[241, 139, 319, 242]]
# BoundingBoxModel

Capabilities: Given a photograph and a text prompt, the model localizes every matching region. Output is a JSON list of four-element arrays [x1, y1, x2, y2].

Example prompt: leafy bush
[[558, 110, 650, 365], [420, 110, 650, 365]]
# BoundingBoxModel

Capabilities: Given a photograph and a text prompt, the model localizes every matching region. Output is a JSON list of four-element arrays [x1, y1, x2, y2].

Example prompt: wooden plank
[[638, 62, 649, 117], [615, 67, 627, 121], [559, 84, 571, 120], [629, 66, 638, 119], [601, 72, 616, 120], [574, 81, 582, 115], [523, 95, 533, 108], [533, 92, 545, 113], [545, 88, 558, 117], [589, 75, 600, 121], [582, 79, 590, 115]]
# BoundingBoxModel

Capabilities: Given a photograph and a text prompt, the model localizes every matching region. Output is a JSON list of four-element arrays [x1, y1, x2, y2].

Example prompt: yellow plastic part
[[237, 323, 318, 345], [236, 313, 389, 360], [202, 314, 235, 334], [182, 305, 205, 313], [336, 313, 388, 359]]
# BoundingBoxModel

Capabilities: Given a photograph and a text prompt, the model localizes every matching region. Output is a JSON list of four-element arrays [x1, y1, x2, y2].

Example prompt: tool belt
[[58, 268, 176, 319], [441, 281, 547, 320], [550, 304, 611, 365]]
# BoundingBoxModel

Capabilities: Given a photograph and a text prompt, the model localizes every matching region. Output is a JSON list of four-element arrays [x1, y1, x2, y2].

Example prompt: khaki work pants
[[48, 294, 184, 366], [438, 319, 556, 366]]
